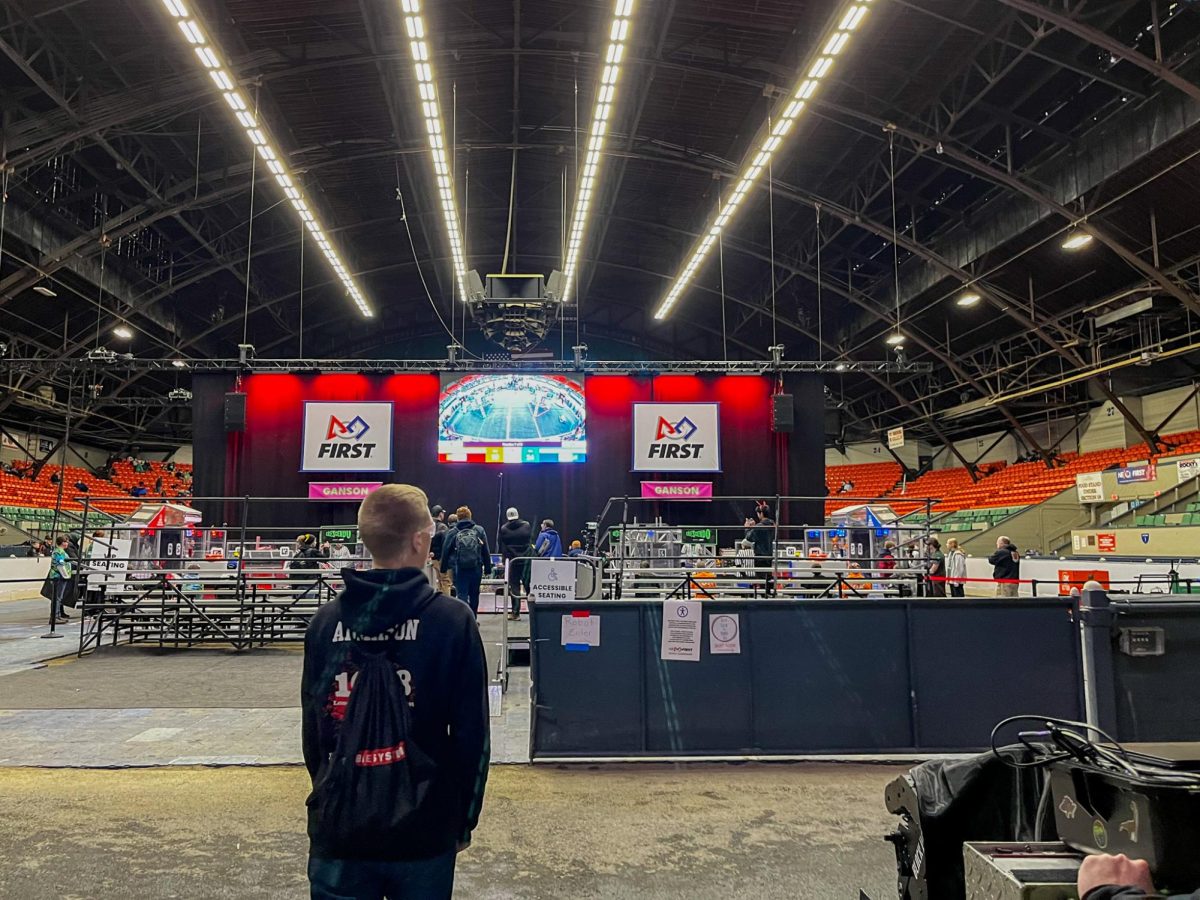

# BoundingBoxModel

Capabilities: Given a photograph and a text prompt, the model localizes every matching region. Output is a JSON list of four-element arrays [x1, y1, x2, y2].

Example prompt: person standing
[[945, 538, 968, 598], [301, 484, 489, 900], [498, 508, 532, 621], [533, 519, 563, 559], [440, 507, 492, 616], [48, 535, 73, 624], [989, 535, 1021, 598], [926, 537, 946, 598], [291, 533, 329, 599], [429, 505, 452, 595], [743, 507, 776, 597]]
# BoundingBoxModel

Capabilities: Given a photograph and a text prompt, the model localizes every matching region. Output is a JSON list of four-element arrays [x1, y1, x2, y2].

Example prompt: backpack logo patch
[[355, 741, 407, 767]]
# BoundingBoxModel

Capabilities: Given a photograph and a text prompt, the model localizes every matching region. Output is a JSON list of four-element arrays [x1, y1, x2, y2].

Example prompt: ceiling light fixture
[[834, 362, 848, 372], [112, 325, 134, 340], [560, 0, 636, 304], [653, 0, 873, 321], [32, 285, 58, 298], [171, 359, 188, 368], [885, 332, 906, 346], [158, 0, 373, 317], [398, 0, 469, 303], [1061, 230, 1094, 251], [955, 291, 981, 307]]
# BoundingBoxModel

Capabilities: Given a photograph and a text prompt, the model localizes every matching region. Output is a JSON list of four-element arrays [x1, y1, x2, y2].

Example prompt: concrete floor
[[0, 763, 905, 899]]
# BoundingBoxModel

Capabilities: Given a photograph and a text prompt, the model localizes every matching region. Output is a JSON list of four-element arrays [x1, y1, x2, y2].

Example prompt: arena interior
[[2, 0, 1200, 897]]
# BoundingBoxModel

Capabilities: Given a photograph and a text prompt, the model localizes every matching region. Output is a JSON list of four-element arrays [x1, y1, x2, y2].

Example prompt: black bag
[[39, 575, 55, 601], [306, 646, 439, 858], [454, 528, 484, 570]]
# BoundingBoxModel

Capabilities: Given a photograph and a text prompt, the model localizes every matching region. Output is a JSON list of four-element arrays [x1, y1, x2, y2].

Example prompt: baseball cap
[[506, 507, 519, 520]]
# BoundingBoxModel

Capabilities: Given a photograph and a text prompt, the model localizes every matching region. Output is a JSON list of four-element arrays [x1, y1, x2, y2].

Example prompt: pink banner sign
[[308, 482, 383, 501], [640, 481, 713, 501]]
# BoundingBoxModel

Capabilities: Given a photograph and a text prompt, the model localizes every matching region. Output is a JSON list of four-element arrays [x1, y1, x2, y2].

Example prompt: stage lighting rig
[[467, 271, 564, 354]]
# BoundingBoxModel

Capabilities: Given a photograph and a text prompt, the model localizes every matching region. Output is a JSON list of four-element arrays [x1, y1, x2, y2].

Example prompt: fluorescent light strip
[[158, 0, 373, 317], [399, 0, 470, 302], [560, 0, 637, 304], [653, 0, 873, 321]]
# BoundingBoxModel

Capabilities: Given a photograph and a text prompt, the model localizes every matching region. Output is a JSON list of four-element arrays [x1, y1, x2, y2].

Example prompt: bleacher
[[108, 459, 193, 500], [824, 462, 903, 515]]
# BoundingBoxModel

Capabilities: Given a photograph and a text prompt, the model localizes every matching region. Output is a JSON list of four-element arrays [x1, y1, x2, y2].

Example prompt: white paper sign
[[887, 426, 905, 449], [561, 614, 600, 648], [661, 599, 702, 662], [708, 613, 741, 654], [529, 558, 577, 603], [1178, 459, 1200, 483], [1075, 471, 1105, 503], [300, 401, 394, 473], [632, 403, 721, 472]]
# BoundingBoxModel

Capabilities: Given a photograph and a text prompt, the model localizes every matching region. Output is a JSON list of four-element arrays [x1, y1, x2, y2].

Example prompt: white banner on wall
[[886, 426, 905, 450], [300, 402, 394, 473], [1075, 471, 1105, 503], [631, 403, 721, 472], [1178, 458, 1200, 483]]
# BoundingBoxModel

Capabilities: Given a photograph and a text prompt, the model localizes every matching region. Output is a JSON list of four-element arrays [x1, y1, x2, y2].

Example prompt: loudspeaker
[[771, 393, 794, 432], [223, 392, 247, 432]]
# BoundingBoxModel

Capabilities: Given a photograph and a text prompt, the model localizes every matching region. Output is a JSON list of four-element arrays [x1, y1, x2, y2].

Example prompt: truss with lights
[[561, 0, 636, 304], [158, 0, 373, 317], [653, 0, 873, 321], [398, 0, 470, 302], [1, 357, 929, 375]]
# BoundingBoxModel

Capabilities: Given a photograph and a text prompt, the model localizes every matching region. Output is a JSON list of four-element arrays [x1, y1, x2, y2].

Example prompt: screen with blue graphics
[[437, 374, 587, 464]]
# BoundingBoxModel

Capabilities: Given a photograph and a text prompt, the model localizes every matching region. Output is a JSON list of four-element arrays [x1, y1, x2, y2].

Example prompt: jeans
[[506, 557, 529, 614], [454, 567, 483, 615], [52, 578, 69, 618], [308, 850, 456, 900]]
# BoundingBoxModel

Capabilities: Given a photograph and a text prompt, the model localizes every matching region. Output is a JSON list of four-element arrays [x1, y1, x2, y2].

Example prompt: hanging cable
[[0, 168, 9, 283], [241, 86, 260, 347], [298, 222, 305, 359], [94, 246, 107, 350], [815, 203, 823, 361], [767, 108, 778, 351], [718, 181, 728, 364], [888, 129, 901, 333], [399, 192, 480, 358]]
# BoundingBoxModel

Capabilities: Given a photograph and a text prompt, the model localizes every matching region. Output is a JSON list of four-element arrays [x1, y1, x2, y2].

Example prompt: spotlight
[[956, 292, 981, 307], [171, 359, 188, 368], [885, 332, 906, 346], [834, 362, 848, 372], [112, 325, 133, 339], [1061, 231, 1093, 251]]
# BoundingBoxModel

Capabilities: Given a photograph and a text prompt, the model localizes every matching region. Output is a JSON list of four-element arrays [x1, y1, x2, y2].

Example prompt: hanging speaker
[[771, 394, 794, 432], [223, 392, 247, 432]]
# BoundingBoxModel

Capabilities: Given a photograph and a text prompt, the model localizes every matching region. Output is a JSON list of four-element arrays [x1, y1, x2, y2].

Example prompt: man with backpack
[[533, 519, 563, 559], [302, 483, 489, 899], [440, 505, 492, 616], [498, 507, 533, 621]]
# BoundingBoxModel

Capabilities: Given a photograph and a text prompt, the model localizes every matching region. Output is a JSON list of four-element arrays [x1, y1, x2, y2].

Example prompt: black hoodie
[[498, 518, 533, 559], [301, 566, 490, 860]]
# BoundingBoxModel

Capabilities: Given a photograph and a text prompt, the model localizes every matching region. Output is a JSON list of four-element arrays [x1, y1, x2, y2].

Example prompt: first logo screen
[[301, 402, 394, 473]]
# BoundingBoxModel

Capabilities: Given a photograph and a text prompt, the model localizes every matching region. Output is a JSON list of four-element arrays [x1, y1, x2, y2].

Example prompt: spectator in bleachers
[[131, 481, 148, 498], [945, 538, 967, 598], [74, 480, 88, 494], [49, 471, 61, 486], [154, 475, 163, 495]]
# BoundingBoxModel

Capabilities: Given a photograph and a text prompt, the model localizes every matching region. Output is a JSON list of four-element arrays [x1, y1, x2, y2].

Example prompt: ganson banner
[[308, 482, 383, 501], [631, 403, 721, 473], [640, 481, 714, 500], [301, 402, 394, 473]]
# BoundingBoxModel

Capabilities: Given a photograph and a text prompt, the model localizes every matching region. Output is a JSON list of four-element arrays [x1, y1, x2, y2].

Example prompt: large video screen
[[438, 374, 586, 464]]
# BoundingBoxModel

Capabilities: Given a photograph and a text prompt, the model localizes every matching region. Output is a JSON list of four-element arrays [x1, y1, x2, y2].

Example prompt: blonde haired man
[[302, 484, 489, 898]]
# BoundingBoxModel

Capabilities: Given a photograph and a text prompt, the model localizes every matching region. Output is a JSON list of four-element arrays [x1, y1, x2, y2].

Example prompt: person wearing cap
[[534, 519, 563, 559], [290, 533, 328, 599], [567, 540, 585, 558], [498, 507, 533, 620], [429, 504, 452, 594]]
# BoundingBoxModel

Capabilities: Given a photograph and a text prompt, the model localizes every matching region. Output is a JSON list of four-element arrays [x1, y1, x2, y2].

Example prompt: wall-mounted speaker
[[771, 393, 794, 432], [223, 392, 247, 432]]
